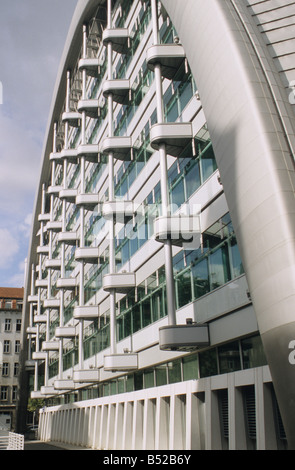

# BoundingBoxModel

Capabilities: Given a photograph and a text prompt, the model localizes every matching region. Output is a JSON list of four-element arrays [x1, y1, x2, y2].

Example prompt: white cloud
[[0, 228, 19, 268]]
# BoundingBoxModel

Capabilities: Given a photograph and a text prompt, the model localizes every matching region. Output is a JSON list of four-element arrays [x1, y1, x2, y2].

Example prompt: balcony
[[55, 326, 77, 338], [38, 213, 50, 223], [150, 122, 193, 157], [59, 188, 78, 203], [153, 214, 201, 248], [42, 341, 60, 351], [75, 193, 101, 211], [62, 110, 81, 127], [28, 295, 38, 303], [146, 44, 186, 79], [100, 136, 133, 161], [75, 247, 101, 264], [25, 360, 35, 371], [78, 57, 100, 77], [60, 148, 78, 163], [32, 351, 47, 361], [43, 298, 60, 309], [56, 277, 78, 290], [77, 144, 99, 162], [104, 353, 138, 372], [37, 246, 49, 255], [77, 98, 100, 118], [73, 369, 100, 383], [54, 379, 76, 391], [49, 151, 62, 163], [31, 391, 45, 399], [58, 231, 78, 245], [102, 79, 130, 104], [159, 323, 210, 351], [45, 259, 61, 270], [102, 200, 138, 223], [45, 221, 62, 232], [47, 185, 63, 195], [73, 305, 99, 320], [26, 326, 37, 335], [102, 28, 130, 54], [103, 272, 136, 294], [35, 279, 48, 288], [40, 386, 59, 396], [34, 314, 47, 323]]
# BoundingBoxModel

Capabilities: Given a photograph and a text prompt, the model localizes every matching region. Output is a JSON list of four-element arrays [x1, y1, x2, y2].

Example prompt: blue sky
[[0, 0, 78, 287]]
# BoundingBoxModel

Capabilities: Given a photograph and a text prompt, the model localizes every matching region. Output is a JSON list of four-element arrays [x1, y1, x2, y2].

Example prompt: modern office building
[[0, 287, 23, 431], [18, 0, 295, 450]]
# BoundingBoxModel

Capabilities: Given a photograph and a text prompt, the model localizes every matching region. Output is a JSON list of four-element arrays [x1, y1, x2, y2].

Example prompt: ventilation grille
[[219, 390, 229, 438], [244, 386, 256, 440]]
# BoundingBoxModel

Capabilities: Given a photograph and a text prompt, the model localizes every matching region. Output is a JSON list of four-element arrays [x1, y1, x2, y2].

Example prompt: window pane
[[241, 336, 267, 369], [199, 349, 218, 378], [192, 258, 210, 299], [183, 354, 198, 381], [209, 246, 230, 290], [218, 342, 241, 374], [168, 360, 182, 384], [176, 270, 192, 308], [155, 365, 167, 386]]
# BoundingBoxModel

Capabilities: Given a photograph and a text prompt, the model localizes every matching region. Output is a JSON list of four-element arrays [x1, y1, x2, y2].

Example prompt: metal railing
[[0, 432, 24, 450]]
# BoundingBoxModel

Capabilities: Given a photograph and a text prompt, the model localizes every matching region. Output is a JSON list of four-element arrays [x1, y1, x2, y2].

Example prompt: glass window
[[144, 369, 155, 389], [209, 246, 231, 290], [176, 270, 192, 308], [230, 237, 244, 278], [168, 359, 182, 384], [155, 364, 167, 386], [183, 354, 198, 381], [218, 342, 241, 374], [241, 336, 267, 370], [192, 258, 210, 299], [199, 348, 218, 378]]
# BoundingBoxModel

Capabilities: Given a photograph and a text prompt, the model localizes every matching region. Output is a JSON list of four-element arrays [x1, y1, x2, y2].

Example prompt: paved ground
[[24, 440, 89, 450]]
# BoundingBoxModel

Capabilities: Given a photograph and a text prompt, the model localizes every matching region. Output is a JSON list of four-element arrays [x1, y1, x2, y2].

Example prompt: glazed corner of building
[[20, 0, 295, 450]]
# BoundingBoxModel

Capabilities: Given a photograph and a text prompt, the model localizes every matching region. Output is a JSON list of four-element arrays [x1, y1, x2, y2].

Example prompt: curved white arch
[[162, 0, 295, 447]]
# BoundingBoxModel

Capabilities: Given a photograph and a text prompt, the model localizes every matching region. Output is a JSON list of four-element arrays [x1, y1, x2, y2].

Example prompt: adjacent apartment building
[[18, 0, 295, 450], [0, 287, 23, 430]]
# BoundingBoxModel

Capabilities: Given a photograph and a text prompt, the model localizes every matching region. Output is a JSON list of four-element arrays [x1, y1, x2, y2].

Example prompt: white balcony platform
[[102, 28, 130, 53], [28, 295, 38, 303], [55, 326, 77, 338], [146, 43, 186, 79], [60, 148, 78, 163], [77, 144, 100, 162], [32, 351, 47, 361], [78, 57, 100, 76], [102, 200, 138, 222], [75, 247, 101, 264], [34, 314, 47, 323], [35, 279, 48, 288], [59, 188, 77, 203], [26, 326, 37, 335], [49, 151, 62, 163], [43, 298, 60, 308], [73, 369, 100, 383], [159, 324, 210, 351], [104, 353, 138, 371], [47, 185, 63, 195], [103, 272, 136, 293], [31, 391, 45, 399], [37, 246, 49, 254], [73, 305, 99, 319], [42, 341, 60, 351], [75, 193, 101, 210], [54, 379, 76, 391], [25, 360, 35, 371], [154, 214, 201, 248], [38, 213, 50, 222], [150, 122, 193, 157], [102, 79, 130, 104], [45, 221, 62, 232], [58, 231, 78, 245], [41, 386, 60, 396], [78, 98, 100, 118], [56, 277, 78, 290], [45, 259, 61, 270], [62, 111, 81, 127], [100, 136, 133, 160]]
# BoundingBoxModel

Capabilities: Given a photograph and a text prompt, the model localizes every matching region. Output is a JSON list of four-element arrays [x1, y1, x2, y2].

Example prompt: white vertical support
[[155, 396, 169, 450], [92, 405, 101, 449], [255, 367, 266, 450], [114, 402, 124, 450], [143, 398, 156, 450], [122, 401, 133, 449], [132, 400, 144, 450], [100, 404, 108, 449], [228, 374, 247, 450]]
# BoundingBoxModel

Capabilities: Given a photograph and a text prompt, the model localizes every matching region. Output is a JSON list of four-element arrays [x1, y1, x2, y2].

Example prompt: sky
[[0, 0, 78, 288]]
